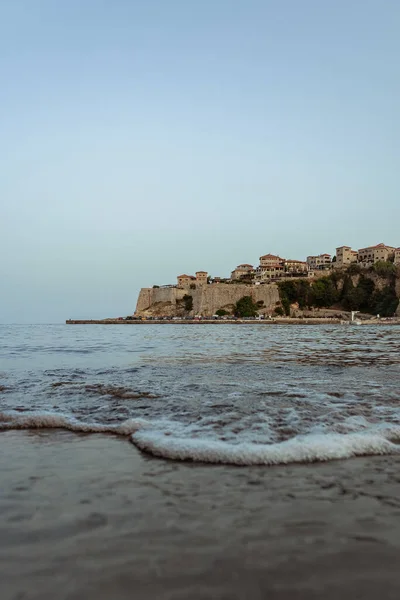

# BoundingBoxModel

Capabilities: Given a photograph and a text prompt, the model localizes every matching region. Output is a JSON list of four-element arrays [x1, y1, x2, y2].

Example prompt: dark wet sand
[[2, 431, 400, 600]]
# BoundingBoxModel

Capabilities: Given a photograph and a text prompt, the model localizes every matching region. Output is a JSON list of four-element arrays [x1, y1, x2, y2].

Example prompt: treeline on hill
[[277, 262, 399, 317]]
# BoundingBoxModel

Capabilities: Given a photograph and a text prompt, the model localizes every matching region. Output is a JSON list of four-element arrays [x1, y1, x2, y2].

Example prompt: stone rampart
[[135, 284, 280, 317]]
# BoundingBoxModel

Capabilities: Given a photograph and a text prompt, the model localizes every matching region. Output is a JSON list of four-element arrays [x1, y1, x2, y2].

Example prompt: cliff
[[277, 267, 400, 318], [135, 284, 280, 318]]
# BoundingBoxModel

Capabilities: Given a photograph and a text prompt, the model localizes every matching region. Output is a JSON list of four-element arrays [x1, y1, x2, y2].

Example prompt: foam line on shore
[[130, 429, 400, 466], [2, 410, 400, 466], [0, 411, 149, 435]]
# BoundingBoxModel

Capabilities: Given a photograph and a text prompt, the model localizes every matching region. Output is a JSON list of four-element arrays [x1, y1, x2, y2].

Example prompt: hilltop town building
[[357, 244, 395, 267], [256, 254, 284, 280], [177, 272, 208, 289], [231, 264, 254, 280], [306, 254, 331, 270], [195, 271, 208, 285], [259, 254, 284, 268], [284, 259, 308, 274], [395, 248, 400, 265], [177, 274, 195, 289], [335, 246, 358, 269], [255, 254, 308, 281]]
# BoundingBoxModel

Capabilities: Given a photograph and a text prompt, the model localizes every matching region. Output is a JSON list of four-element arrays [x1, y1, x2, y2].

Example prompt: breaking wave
[[2, 410, 400, 466]]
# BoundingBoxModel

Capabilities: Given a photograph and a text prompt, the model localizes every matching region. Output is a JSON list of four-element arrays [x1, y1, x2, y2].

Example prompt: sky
[[1, 0, 399, 323]]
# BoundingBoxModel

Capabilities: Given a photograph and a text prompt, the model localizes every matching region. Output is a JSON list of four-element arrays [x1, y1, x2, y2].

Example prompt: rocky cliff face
[[396, 278, 400, 316], [135, 284, 280, 317]]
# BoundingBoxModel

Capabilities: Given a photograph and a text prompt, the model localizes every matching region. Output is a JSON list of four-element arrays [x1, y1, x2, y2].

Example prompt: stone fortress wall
[[135, 284, 280, 318]]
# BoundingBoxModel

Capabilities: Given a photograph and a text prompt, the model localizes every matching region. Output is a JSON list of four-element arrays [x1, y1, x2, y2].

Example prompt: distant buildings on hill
[[177, 271, 208, 289], [306, 253, 331, 271], [175, 243, 399, 289], [335, 243, 398, 268]]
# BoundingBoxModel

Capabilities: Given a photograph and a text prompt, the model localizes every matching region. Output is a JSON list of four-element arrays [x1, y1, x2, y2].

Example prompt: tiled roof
[[260, 254, 282, 260], [177, 274, 195, 279], [359, 243, 391, 250], [237, 264, 253, 268], [195, 271, 208, 274]]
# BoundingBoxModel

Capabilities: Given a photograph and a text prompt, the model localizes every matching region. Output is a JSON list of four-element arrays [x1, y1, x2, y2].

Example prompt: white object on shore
[[351, 311, 362, 325]]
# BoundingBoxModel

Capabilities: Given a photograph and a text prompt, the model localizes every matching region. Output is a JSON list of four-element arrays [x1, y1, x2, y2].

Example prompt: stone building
[[357, 243, 395, 266], [195, 271, 208, 285], [177, 272, 208, 289], [177, 274, 196, 289], [335, 246, 358, 269], [256, 254, 285, 280], [394, 248, 400, 265], [284, 259, 308, 274], [306, 254, 331, 271], [259, 253, 284, 268], [230, 264, 254, 280], [255, 254, 309, 281]]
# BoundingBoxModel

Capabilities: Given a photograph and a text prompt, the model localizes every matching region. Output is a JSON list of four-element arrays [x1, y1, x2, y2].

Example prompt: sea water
[[1, 323, 400, 465]]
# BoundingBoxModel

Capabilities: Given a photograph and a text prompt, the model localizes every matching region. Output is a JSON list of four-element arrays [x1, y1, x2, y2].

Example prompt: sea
[[1, 323, 400, 466]]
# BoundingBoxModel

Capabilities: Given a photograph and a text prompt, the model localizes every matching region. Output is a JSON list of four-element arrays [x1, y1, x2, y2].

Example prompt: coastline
[[2, 430, 400, 600], [66, 318, 400, 325]]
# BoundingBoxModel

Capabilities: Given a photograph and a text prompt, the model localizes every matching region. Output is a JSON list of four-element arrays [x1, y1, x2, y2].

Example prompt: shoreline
[[66, 318, 400, 325], [2, 430, 400, 600]]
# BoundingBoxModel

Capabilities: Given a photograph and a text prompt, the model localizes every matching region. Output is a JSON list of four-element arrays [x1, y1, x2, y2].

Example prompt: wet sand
[[2, 431, 400, 600]]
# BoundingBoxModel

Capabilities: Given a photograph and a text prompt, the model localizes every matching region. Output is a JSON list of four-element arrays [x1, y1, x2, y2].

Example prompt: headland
[[67, 241, 400, 323]]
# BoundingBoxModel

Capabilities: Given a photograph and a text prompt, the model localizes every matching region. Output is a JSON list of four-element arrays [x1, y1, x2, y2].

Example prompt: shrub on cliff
[[275, 268, 399, 316], [310, 277, 340, 308], [347, 263, 362, 275], [216, 309, 229, 316], [369, 261, 397, 278], [234, 296, 259, 318], [278, 280, 311, 312], [182, 294, 193, 311]]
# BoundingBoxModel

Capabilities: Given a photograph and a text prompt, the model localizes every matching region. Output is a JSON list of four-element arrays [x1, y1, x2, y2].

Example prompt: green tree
[[370, 287, 399, 316], [215, 309, 228, 316], [310, 277, 339, 307], [234, 296, 259, 317], [370, 261, 396, 277]]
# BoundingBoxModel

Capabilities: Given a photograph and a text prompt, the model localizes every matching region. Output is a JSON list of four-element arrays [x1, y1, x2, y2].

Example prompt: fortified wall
[[135, 284, 280, 318]]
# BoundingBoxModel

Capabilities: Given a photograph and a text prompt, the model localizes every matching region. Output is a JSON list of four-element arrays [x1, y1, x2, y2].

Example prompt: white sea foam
[[0, 411, 149, 435], [130, 428, 400, 466], [1, 410, 400, 466]]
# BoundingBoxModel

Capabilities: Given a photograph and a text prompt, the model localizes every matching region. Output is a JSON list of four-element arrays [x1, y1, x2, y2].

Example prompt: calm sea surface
[[1, 324, 400, 465]]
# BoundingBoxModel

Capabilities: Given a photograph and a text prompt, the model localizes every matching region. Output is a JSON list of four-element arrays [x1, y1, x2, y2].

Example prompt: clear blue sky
[[1, 0, 399, 323]]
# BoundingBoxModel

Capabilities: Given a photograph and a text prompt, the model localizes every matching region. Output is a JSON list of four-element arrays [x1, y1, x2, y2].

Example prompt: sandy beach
[[2, 430, 400, 600]]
